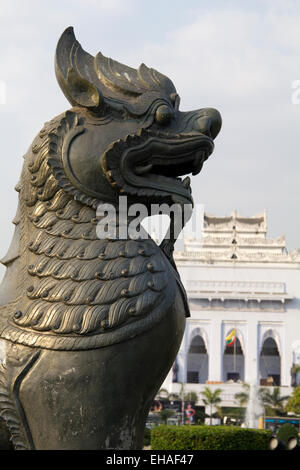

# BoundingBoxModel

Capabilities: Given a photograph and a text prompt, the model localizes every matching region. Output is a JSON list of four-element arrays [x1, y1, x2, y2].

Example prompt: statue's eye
[[155, 105, 173, 126]]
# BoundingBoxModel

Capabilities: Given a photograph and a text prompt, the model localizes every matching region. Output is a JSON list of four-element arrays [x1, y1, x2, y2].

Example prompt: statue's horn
[[55, 27, 102, 109], [55, 27, 176, 113]]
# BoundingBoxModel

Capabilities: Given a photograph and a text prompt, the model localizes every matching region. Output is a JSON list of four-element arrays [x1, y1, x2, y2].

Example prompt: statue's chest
[[0, 219, 178, 350]]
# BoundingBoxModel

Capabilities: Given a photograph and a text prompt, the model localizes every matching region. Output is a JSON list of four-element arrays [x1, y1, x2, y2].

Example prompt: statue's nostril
[[194, 116, 212, 137], [194, 108, 222, 139]]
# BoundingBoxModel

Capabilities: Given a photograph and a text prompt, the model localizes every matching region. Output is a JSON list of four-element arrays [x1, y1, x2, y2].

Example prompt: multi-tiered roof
[[174, 211, 299, 305], [175, 210, 299, 264]]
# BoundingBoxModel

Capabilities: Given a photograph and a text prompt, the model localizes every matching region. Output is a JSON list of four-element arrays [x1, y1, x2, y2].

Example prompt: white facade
[[163, 211, 300, 407]]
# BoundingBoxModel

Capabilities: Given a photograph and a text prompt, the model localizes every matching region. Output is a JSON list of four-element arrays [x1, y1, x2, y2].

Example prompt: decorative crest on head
[[55, 27, 178, 116]]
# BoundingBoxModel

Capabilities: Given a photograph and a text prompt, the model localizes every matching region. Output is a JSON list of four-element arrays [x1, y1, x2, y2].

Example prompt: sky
[[0, 0, 299, 279]]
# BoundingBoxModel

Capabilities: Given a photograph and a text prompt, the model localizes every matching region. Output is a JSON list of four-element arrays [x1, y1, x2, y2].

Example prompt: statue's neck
[[95, 203, 150, 242]]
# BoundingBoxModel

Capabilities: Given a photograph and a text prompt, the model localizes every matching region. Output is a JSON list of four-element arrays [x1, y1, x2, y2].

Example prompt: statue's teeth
[[182, 176, 191, 188]]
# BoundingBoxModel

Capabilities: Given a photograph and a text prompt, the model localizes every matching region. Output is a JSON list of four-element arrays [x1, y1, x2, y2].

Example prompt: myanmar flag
[[225, 329, 236, 347]]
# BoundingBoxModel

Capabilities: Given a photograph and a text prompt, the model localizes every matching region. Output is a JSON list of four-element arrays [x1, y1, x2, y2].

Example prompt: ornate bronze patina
[[0, 28, 221, 450]]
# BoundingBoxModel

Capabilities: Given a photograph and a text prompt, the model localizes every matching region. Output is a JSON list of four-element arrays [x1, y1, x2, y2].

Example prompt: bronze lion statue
[[0, 27, 221, 449]]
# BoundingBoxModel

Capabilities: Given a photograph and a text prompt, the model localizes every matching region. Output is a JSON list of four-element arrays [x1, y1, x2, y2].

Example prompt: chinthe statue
[[0, 27, 221, 450]]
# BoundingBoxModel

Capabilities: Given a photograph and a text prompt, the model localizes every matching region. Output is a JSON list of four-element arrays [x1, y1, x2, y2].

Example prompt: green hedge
[[151, 425, 273, 450], [144, 427, 151, 446]]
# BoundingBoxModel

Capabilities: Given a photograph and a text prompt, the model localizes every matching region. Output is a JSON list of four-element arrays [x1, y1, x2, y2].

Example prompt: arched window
[[260, 336, 281, 386], [187, 335, 208, 384]]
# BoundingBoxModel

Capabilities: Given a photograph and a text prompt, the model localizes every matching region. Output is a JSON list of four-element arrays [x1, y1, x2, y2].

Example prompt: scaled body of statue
[[0, 27, 221, 450]]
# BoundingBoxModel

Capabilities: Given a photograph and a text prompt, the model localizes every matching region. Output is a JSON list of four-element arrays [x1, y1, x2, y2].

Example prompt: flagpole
[[233, 323, 237, 374], [234, 333, 236, 373]]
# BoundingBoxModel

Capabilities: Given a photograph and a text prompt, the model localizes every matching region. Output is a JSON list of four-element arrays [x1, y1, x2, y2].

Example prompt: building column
[[280, 327, 289, 386], [281, 350, 289, 387], [207, 318, 222, 382], [177, 328, 188, 383], [161, 332, 186, 390], [245, 319, 259, 384]]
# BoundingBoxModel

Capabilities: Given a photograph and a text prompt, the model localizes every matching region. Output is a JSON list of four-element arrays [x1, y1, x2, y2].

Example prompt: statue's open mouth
[[102, 130, 214, 204], [133, 146, 210, 202]]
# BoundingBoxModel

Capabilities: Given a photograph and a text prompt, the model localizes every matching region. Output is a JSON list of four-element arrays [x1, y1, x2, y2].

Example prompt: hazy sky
[[0, 0, 299, 280]]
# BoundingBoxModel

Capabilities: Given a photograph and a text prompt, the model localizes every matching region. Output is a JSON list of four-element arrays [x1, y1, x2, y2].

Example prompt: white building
[[163, 211, 300, 410]]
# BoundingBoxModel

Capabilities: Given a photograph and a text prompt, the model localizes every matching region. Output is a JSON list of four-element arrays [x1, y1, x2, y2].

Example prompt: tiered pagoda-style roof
[[175, 210, 300, 264], [174, 210, 299, 306]]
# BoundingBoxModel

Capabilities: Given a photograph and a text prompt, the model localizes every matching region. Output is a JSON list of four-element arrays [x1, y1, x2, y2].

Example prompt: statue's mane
[[0, 110, 176, 351]]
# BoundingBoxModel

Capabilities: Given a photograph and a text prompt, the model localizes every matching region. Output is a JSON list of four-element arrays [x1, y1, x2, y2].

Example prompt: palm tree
[[260, 387, 290, 416], [286, 386, 300, 415], [201, 387, 223, 425], [183, 391, 198, 403], [156, 388, 180, 401], [234, 383, 250, 407]]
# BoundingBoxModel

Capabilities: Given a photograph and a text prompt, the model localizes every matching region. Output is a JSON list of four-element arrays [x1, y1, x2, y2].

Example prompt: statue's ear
[[65, 67, 102, 109]]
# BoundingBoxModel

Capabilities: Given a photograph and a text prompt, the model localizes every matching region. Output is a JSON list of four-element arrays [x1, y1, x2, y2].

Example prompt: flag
[[225, 328, 236, 347]]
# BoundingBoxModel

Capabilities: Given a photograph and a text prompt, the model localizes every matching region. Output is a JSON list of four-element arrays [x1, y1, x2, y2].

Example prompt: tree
[[286, 386, 300, 415], [201, 387, 223, 425], [156, 384, 198, 425], [260, 387, 290, 416], [234, 383, 250, 407], [156, 388, 181, 401], [184, 391, 198, 403]]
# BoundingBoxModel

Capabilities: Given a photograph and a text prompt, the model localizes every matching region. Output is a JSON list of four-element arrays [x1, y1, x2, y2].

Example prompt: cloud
[[135, 7, 299, 105], [0, 0, 298, 280], [73, 0, 136, 12], [127, 3, 300, 249]]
